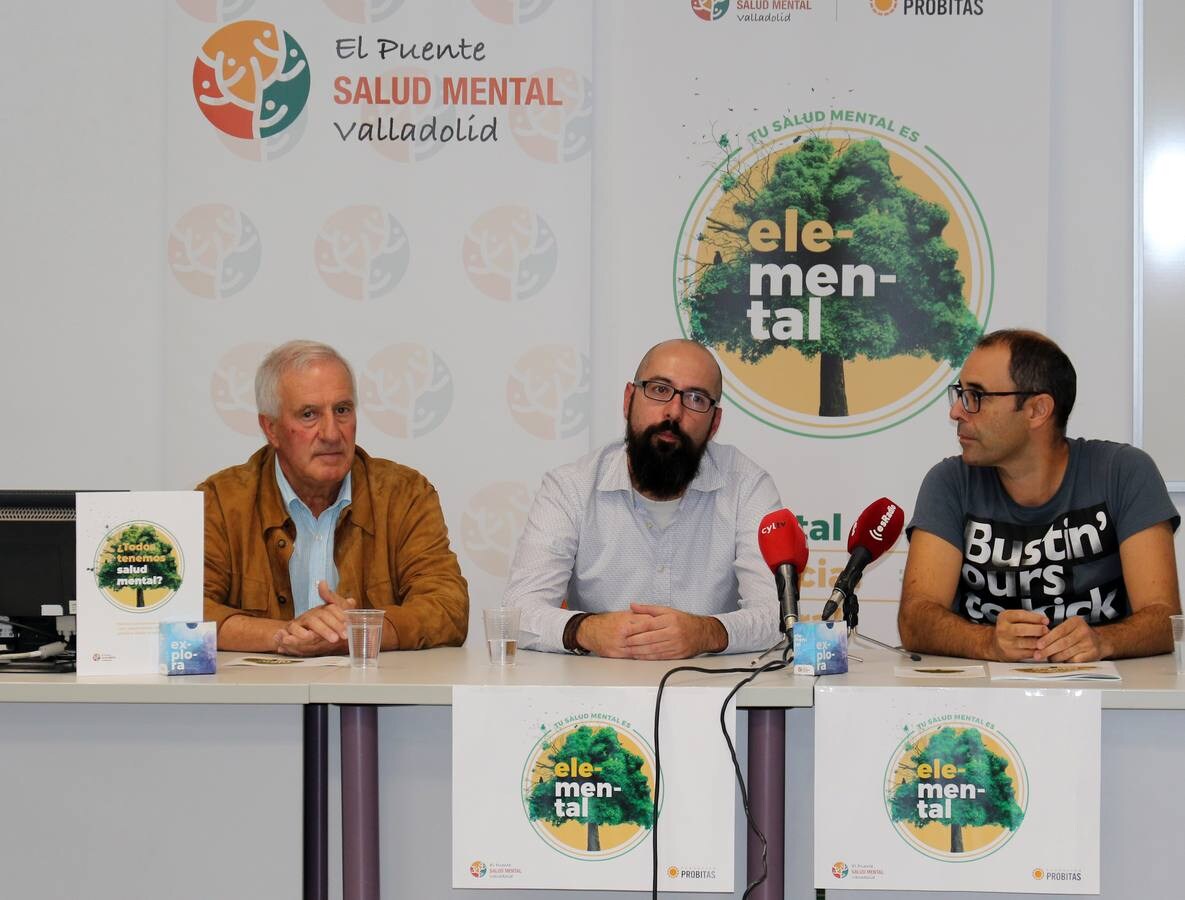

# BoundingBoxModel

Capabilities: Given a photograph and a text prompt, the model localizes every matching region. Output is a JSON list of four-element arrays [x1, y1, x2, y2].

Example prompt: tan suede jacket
[[199, 445, 468, 648]]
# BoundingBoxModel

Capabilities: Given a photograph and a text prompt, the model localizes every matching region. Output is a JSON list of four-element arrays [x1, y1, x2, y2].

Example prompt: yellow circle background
[[527, 723, 656, 855], [684, 127, 985, 428], [887, 724, 1026, 858]]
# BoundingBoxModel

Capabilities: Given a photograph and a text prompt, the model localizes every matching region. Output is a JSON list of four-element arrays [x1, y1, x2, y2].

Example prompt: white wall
[[1, 0, 1180, 578], [1046, 0, 1185, 577], [0, 2, 166, 489]]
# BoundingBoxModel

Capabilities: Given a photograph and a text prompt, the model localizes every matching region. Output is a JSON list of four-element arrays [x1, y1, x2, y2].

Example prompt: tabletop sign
[[453, 685, 735, 892], [814, 686, 1100, 893], [76, 491, 203, 676]]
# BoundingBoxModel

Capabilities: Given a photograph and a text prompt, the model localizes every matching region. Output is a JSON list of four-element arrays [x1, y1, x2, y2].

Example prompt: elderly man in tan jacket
[[199, 340, 468, 655]]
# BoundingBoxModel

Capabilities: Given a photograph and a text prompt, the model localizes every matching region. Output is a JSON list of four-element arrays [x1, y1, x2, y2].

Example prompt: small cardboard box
[[158, 621, 216, 675], [792, 620, 848, 675]]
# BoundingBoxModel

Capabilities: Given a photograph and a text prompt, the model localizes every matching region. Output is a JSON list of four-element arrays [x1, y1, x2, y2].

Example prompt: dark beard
[[625, 419, 707, 500]]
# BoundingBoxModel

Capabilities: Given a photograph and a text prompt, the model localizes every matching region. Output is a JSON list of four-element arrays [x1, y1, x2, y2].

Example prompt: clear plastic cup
[[345, 609, 385, 669], [483, 607, 520, 666], [1171, 614, 1184, 674]]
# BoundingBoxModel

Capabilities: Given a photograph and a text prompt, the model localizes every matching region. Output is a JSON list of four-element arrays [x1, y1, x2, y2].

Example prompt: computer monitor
[[0, 491, 84, 654]]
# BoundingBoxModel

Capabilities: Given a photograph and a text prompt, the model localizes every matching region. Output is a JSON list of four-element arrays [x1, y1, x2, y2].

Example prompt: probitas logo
[[675, 114, 991, 439], [666, 865, 718, 881], [193, 20, 310, 141], [523, 718, 657, 860], [885, 717, 1027, 862], [1032, 866, 1083, 883], [871, 0, 984, 14], [691, 0, 731, 21]]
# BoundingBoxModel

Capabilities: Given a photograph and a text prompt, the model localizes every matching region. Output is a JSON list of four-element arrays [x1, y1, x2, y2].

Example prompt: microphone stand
[[840, 591, 922, 663], [750, 636, 790, 666]]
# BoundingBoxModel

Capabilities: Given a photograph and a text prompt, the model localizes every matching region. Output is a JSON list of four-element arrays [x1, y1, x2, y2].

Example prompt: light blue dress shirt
[[502, 441, 783, 654], [274, 458, 352, 616]]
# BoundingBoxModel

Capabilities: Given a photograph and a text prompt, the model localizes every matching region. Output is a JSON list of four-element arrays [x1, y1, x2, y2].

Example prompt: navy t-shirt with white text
[[908, 439, 1179, 625]]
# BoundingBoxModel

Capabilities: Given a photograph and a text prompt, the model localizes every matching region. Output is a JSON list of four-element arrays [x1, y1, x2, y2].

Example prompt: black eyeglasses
[[947, 383, 1046, 414], [633, 380, 718, 414]]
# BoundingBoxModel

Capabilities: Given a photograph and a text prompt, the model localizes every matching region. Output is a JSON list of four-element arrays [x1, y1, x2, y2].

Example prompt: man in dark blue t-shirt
[[899, 329, 1180, 662]]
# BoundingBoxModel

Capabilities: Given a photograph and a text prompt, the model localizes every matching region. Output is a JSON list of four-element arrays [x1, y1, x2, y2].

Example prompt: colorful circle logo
[[469, 860, 488, 878], [359, 344, 453, 438], [193, 20, 310, 140], [523, 720, 657, 860], [691, 0, 731, 21], [462, 205, 557, 302], [460, 482, 532, 577], [218, 111, 308, 162], [870, 0, 898, 14], [314, 206, 410, 301], [323, 0, 405, 24], [176, 0, 257, 24], [93, 521, 185, 611], [473, 0, 555, 24], [168, 204, 262, 300], [676, 123, 991, 438], [210, 342, 270, 435], [509, 68, 592, 163], [507, 346, 590, 439], [884, 719, 1027, 862]]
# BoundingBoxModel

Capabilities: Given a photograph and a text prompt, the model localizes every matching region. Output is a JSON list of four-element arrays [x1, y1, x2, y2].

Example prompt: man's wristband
[[563, 612, 593, 654]]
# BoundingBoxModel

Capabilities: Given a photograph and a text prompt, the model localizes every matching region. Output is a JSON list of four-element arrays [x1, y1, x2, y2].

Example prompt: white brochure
[[76, 491, 203, 675]]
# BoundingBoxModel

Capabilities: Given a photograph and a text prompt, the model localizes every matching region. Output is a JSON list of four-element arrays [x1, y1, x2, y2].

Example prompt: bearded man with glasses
[[899, 329, 1180, 663], [503, 339, 783, 659]]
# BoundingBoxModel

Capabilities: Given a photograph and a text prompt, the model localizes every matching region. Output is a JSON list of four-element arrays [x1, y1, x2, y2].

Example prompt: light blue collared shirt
[[502, 441, 783, 654], [274, 458, 352, 616]]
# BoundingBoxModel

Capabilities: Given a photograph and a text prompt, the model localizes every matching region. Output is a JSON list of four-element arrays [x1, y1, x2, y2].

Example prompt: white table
[[4, 647, 1180, 899], [312, 646, 814, 900], [0, 660, 316, 900], [812, 646, 1185, 899]]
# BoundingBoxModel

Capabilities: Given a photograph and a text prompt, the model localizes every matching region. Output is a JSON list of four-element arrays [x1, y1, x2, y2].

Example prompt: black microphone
[[822, 498, 905, 620]]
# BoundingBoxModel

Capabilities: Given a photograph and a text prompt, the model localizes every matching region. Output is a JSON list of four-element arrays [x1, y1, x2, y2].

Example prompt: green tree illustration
[[682, 136, 981, 416], [888, 726, 1024, 853], [527, 725, 654, 852], [96, 524, 182, 608]]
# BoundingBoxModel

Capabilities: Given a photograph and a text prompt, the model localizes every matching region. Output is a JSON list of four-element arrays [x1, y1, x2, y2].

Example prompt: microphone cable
[[650, 642, 792, 900]]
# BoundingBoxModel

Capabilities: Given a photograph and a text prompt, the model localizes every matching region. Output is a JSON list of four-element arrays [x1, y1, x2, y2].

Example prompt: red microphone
[[822, 498, 905, 620], [758, 509, 809, 634]]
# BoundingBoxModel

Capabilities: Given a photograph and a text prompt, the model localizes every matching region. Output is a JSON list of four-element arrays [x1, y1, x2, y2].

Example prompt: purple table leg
[[341, 705, 380, 900], [304, 704, 328, 900], [747, 708, 786, 900]]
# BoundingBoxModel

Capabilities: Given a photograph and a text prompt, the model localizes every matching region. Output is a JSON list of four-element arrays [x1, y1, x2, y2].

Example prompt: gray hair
[[255, 340, 357, 420]]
